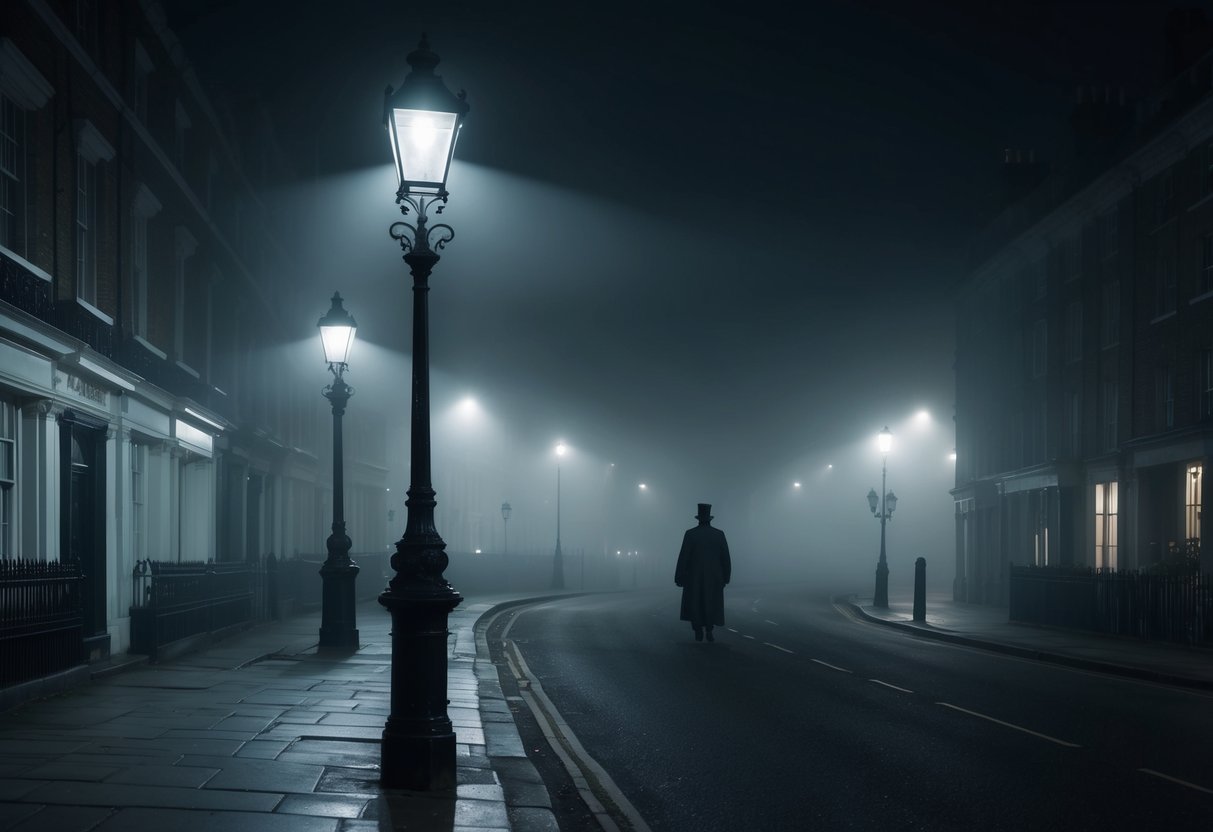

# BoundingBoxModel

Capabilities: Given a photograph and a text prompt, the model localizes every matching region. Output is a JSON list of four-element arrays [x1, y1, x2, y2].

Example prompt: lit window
[[1094, 481, 1118, 570], [1186, 465, 1203, 543]]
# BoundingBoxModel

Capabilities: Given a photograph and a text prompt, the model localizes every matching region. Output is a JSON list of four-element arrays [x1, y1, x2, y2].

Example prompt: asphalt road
[[495, 586, 1213, 831]]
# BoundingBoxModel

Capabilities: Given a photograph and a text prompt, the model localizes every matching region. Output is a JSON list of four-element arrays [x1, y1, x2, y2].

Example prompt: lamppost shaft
[[874, 454, 890, 608], [379, 246, 463, 791], [319, 372, 359, 651], [552, 463, 565, 589]]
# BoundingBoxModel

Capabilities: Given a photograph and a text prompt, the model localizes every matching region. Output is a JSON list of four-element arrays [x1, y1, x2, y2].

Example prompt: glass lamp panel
[[866, 489, 879, 513], [391, 108, 458, 192], [320, 323, 355, 365], [878, 429, 893, 454], [886, 491, 898, 513]]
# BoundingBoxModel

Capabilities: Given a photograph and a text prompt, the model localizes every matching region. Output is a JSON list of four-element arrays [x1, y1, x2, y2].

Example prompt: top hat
[[695, 503, 713, 521]]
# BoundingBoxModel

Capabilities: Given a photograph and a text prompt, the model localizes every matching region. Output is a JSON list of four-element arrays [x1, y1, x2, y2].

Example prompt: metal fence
[[1009, 565, 1213, 645], [0, 558, 83, 688], [130, 559, 256, 661]]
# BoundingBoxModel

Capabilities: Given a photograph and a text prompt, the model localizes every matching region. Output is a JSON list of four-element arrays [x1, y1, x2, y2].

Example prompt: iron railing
[[130, 559, 255, 661], [0, 558, 83, 688], [1009, 565, 1213, 645]]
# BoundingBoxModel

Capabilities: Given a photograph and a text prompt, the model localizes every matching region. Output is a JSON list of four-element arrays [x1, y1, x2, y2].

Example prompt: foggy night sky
[[163, 1, 1201, 575]]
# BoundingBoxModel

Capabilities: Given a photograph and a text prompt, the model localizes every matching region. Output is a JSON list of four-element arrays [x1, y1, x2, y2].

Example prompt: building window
[[1156, 366, 1174, 431], [130, 184, 160, 340], [1031, 319, 1047, 377], [1095, 481, 1118, 571], [1102, 380, 1118, 450], [132, 41, 152, 123], [0, 94, 27, 257], [76, 155, 97, 305], [174, 101, 191, 172], [1061, 236, 1081, 283], [1064, 302, 1082, 364], [131, 442, 147, 563], [1201, 234, 1213, 297], [1099, 210, 1118, 260], [1154, 254, 1176, 317], [1068, 390, 1081, 457], [1187, 464, 1203, 542], [1155, 168, 1176, 226], [1101, 280, 1119, 348], [1201, 349, 1213, 420], [174, 227, 197, 365], [0, 399, 14, 558]]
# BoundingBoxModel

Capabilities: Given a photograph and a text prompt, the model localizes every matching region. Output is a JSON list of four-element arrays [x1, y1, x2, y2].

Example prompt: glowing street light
[[638, 482, 648, 491], [317, 293, 360, 653], [867, 426, 898, 608], [793, 481, 802, 489], [378, 35, 469, 792]]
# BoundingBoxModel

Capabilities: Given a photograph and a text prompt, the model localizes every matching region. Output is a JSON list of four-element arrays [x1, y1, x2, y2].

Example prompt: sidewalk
[[845, 590, 1213, 691], [0, 595, 558, 832]]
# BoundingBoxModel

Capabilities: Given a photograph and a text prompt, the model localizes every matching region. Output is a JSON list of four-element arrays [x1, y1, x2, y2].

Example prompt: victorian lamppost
[[552, 443, 567, 589], [501, 502, 511, 555], [317, 293, 361, 652], [378, 34, 468, 792], [866, 426, 898, 609]]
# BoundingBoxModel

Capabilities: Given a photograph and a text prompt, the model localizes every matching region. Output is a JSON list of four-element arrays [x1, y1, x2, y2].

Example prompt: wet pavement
[[0, 595, 558, 832], [846, 590, 1213, 691]]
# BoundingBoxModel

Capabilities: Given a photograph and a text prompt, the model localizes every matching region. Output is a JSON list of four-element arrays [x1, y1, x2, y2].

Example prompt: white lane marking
[[742, 634, 756, 640], [726, 628, 739, 633], [763, 642, 794, 654], [764, 619, 779, 626], [811, 659, 853, 674], [869, 679, 913, 694], [937, 702, 1081, 748], [1139, 768, 1213, 795]]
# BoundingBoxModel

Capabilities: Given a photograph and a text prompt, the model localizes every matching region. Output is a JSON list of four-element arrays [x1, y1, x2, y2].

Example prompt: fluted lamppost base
[[874, 560, 889, 609], [318, 554, 360, 652], [379, 583, 461, 791]]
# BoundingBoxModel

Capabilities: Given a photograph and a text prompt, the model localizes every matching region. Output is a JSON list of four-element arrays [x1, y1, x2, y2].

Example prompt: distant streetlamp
[[552, 443, 567, 589], [501, 502, 512, 555], [866, 426, 898, 608], [317, 293, 360, 652], [378, 34, 469, 792]]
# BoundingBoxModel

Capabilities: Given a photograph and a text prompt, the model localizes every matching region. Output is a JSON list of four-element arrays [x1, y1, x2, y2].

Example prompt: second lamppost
[[501, 502, 511, 555], [552, 443, 567, 589], [866, 426, 898, 608], [378, 34, 468, 792], [318, 293, 360, 652]]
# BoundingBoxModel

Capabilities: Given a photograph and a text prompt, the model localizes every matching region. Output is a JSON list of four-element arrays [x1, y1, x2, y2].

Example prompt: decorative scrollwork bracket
[[389, 193, 455, 256]]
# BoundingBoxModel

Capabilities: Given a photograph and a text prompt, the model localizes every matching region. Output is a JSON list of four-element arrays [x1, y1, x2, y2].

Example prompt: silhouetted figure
[[674, 503, 731, 642]]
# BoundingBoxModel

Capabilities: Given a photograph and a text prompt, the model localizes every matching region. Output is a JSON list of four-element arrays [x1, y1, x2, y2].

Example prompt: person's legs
[[705, 625, 714, 642], [692, 623, 703, 641]]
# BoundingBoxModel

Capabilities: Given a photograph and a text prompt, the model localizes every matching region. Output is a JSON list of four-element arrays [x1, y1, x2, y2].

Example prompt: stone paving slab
[[0, 595, 561, 831]]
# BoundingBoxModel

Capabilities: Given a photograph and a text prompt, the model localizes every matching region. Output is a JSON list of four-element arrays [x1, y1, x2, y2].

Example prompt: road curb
[[837, 595, 1213, 694]]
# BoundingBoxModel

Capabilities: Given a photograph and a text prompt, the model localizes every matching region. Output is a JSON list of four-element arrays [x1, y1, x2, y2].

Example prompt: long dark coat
[[674, 522, 732, 626]]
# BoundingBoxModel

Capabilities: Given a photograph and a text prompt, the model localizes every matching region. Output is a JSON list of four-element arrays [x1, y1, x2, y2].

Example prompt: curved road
[[494, 586, 1212, 831]]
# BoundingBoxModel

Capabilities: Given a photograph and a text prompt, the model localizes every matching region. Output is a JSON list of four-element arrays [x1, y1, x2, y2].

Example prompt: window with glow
[[0, 399, 14, 558], [1094, 481, 1118, 571], [0, 94, 26, 256], [1187, 464, 1203, 543], [76, 155, 97, 305]]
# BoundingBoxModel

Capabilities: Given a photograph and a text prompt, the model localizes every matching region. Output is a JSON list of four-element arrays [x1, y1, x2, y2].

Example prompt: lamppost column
[[379, 245, 463, 791], [874, 455, 890, 608], [552, 463, 565, 589], [319, 373, 360, 651]]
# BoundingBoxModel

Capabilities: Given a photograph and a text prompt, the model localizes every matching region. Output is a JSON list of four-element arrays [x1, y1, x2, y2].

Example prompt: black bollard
[[913, 557, 926, 622]]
